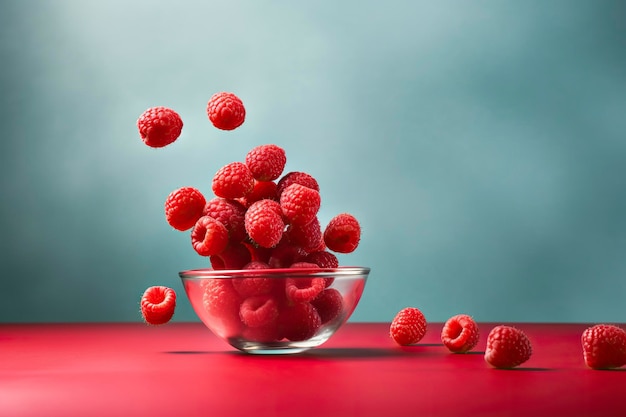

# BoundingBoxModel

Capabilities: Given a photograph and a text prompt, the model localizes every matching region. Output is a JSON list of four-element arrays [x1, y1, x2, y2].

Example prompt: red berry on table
[[484, 325, 532, 369], [140, 286, 176, 325], [323, 213, 361, 254], [164, 187, 206, 231], [137, 106, 183, 148], [581, 324, 626, 369], [244, 199, 285, 248], [212, 161, 255, 199], [245, 144, 287, 182], [390, 307, 427, 346], [441, 314, 480, 353], [207, 92, 245, 131], [190, 216, 229, 257], [280, 183, 321, 225]]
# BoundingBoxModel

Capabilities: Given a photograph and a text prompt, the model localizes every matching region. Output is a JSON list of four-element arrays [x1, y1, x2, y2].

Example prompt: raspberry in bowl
[[179, 266, 369, 354]]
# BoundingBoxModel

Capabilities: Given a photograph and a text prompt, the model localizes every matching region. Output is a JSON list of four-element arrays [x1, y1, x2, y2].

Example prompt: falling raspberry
[[140, 286, 176, 325], [323, 213, 361, 253], [137, 106, 183, 148], [245, 144, 287, 182], [164, 187, 206, 231], [212, 161, 255, 199], [191, 216, 229, 257], [207, 92, 246, 131]]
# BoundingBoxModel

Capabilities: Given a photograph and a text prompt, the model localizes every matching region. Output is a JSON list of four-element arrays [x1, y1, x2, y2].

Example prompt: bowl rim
[[179, 266, 370, 279]]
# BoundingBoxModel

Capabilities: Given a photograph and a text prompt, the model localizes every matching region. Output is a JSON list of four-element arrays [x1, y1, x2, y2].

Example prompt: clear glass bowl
[[179, 266, 370, 354]]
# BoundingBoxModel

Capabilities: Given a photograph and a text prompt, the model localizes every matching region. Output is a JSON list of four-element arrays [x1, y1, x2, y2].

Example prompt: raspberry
[[390, 307, 427, 346], [280, 183, 321, 225], [239, 180, 279, 207], [285, 272, 326, 303], [484, 325, 532, 369], [441, 314, 480, 353], [244, 199, 285, 248], [164, 187, 206, 231], [206, 92, 245, 131], [581, 324, 626, 369], [243, 242, 272, 263], [137, 106, 183, 148], [286, 217, 323, 252], [191, 216, 229, 257], [267, 241, 307, 268], [209, 242, 252, 270], [311, 288, 344, 324], [203, 198, 247, 243], [245, 144, 287, 182], [241, 322, 282, 343], [212, 162, 255, 199], [140, 286, 176, 325], [279, 302, 322, 342], [239, 295, 280, 328], [323, 213, 361, 253], [232, 262, 274, 298], [305, 251, 339, 269], [276, 171, 319, 197], [202, 279, 243, 336]]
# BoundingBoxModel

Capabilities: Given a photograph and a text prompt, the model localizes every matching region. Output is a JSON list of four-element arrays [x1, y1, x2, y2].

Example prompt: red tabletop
[[1, 322, 625, 417]]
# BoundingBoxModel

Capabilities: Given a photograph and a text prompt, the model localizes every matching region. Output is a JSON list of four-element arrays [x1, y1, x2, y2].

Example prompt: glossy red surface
[[1, 322, 625, 416]]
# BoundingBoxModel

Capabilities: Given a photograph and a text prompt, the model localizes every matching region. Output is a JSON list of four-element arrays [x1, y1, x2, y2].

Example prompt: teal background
[[1, 0, 625, 323]]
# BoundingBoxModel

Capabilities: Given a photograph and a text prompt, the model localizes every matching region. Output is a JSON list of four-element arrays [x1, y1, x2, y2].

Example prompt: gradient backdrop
[[1, 0, 625, 324]]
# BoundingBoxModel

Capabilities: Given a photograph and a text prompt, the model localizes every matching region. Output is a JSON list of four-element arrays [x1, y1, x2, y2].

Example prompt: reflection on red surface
[[1, 322, 625, 417]]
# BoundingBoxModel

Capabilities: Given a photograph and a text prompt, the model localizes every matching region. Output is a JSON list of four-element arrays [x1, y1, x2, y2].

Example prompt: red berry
[[311, 288, 344, 324], [484, 325, 532, 369], [323, 213, 361, 253], [279, 302, 322, 341], [305, 251, 339, 269], [244, 199, 285, 248], [191, 216, 229, 257], [201, 279, 243, 336], [137, 106, 183, 148], [245, 144, 287, 182], [286, 217, 323, 252], [267, 241, 307, 268], [276, 171, 319, 197], [203, 198, 247, 243], [239, 180, 279, 207], [164, 187, 206, 231], [285, 271, 325, 304], [239, 295, 280, 328], [232, 262, 274, 298], [280, 183, 321, 225], [140, 286, 176, 325], [441, 314, 480, 353], [212, 161, 255, 199], [209, 242, 252, 270], [206, 92, 245, 131], [581, 324, 626, 369], [390, 307, 427, 346]]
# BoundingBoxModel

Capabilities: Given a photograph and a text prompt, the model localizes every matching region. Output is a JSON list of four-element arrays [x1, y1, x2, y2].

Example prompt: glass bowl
[[179, 266, 370, 354]]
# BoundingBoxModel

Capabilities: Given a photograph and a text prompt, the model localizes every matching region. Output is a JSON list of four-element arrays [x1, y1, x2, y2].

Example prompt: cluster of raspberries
[[164, 143, 361, 268], [199, 263, 347, 343]]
